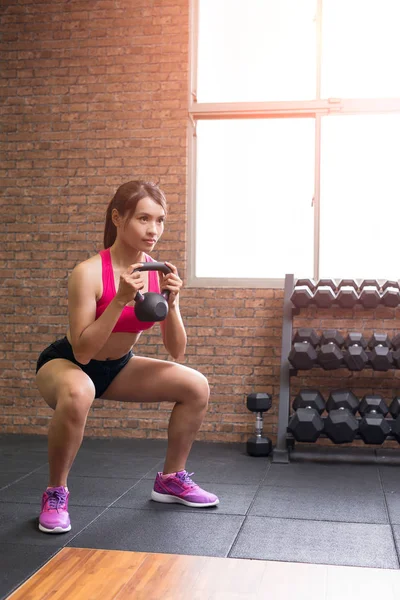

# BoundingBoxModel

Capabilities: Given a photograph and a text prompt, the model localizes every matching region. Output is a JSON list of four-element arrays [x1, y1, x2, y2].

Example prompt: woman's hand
[[115, 263, 145, 306], [159, 262, 183, 307]]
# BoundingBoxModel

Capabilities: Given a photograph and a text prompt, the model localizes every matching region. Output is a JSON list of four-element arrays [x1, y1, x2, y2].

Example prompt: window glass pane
[[320, 114, 400, 280], [197, 0, 317, 103], [195, 119, 315, 279], [322, 0, 400, 98]]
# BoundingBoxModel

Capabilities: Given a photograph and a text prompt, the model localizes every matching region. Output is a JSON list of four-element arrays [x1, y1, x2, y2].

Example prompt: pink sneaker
[[151, 470, 219, 507], [39, 486, 71, 533]]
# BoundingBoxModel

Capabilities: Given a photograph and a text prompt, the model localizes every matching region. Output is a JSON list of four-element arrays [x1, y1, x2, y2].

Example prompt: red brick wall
[[0, 0, 281, 444]]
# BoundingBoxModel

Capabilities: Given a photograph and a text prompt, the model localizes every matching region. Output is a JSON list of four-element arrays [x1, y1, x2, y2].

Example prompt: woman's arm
[[68, 259, 144, 364], [159, 261, 187, 361], [161, 299, 187, 361]]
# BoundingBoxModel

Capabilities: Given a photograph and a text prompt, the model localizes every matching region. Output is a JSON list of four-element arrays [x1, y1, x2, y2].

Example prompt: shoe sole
[[151, 490, 219, 507], [38, 523, 72, 534]]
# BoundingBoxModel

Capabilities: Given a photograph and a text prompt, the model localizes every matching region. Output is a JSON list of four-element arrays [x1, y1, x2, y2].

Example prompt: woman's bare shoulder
[[69, 253, 103, 286]]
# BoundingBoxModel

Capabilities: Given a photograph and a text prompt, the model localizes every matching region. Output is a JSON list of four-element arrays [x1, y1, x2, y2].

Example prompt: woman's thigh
[[36, 359, 96, 410], [100, 356, 209, 404]]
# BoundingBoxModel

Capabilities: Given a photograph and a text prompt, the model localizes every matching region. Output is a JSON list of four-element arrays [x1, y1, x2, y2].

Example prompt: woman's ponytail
[[103, 199, 117, 249]]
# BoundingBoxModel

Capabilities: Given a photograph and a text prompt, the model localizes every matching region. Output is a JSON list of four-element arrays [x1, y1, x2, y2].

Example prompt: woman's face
[[115, 196, 166, 252]]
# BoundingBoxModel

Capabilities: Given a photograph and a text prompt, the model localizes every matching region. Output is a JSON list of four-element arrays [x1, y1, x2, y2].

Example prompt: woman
[[35, 180, 219, 534]]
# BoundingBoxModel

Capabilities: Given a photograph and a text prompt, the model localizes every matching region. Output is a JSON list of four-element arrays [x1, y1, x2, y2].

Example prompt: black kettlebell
[[133, 262, 172, 322]]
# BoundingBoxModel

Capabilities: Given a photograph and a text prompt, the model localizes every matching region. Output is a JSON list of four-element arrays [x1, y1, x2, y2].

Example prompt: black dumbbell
[[324, 390, 359, 444], [388, 399, 400, 444], [381, 281, 400, 308], [326, 389, 359, 414], [317, 329, 345, 370], [343, 333, 368, 371], [293, 328, 320, 346], [368, 333, 393, 371], [293, 389, 326, 414], [389, 397, 400, 418], [288, 328, 319, 370], [288, 389, 325, 442], [324, 409, 359, 445], [246, 393, 272, 457], [359, 280, 381, 308], [290, 279, 317, 308], [313, 279, 337, 308], [391, 416, 400, 443], [336, 279, 360, 308], [358, 394, 391, 445], [391, 334, 400, 368]]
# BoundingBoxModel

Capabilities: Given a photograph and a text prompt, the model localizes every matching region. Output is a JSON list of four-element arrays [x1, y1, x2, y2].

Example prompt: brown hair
[[103, 180, 167, 249]]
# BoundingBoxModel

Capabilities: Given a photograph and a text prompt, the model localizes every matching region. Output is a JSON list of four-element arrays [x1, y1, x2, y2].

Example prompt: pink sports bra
[[95, 248, 160, 333]]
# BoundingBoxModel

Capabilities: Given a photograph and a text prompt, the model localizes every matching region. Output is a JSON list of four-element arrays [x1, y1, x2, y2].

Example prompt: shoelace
[[176, 471, 197, 487], [45, 489, 67, 512]]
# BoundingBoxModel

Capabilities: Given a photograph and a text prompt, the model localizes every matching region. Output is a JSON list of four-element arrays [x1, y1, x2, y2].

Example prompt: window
[[195, 119, 315, 280], [320, 114, 400, 280], [197, 0, 317, 103], [189, 0, 400, 286]]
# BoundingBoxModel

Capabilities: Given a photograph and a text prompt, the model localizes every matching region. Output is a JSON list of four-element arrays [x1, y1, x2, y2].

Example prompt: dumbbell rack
[[272, 274, 400, 464]]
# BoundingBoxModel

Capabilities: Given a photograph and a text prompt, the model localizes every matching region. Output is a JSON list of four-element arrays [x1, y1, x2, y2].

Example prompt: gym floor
[[1, 434, 400, 599]]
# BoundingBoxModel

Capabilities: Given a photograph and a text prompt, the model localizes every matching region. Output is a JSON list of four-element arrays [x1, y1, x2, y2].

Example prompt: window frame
[[187, 0, 400, 288]]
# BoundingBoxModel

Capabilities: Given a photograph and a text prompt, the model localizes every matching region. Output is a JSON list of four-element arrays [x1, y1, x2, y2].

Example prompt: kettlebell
[[133, 262, 173, 322]]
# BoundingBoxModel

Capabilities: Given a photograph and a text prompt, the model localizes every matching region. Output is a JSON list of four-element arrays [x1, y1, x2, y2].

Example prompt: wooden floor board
[[8, 547, 400, 600]]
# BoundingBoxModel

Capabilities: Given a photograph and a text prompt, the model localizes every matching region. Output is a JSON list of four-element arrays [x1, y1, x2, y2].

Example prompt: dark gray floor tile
[[67, 478, 138, 508], [264, 463, 382, 491], [78, 438, 246, 460], [144, 457, 269, 484], [0, 472, 139, 507], [189, 441, 248, 459], [68, 508, 244, 557], [1, 447, 46, 459], [0, 450, 48, 474], [0, 543, 59, 600], [0, 501, 105, 548], [65, 476, 142, 508], [250, 486, 388, 523], [80, 437, 168, 457], [385, 493, 400, 524], [231, 517, 398, 569], [0, 434, 167, 458], [37, 453, 163, 479], [0, 434, 47, 452], [0, 472, 29, 491], [379, 466, 400, 493], [114, 479, 258, 515]]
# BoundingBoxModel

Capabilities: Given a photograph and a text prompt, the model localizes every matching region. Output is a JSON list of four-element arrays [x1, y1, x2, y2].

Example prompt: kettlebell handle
[[133, 262, 172, 275]]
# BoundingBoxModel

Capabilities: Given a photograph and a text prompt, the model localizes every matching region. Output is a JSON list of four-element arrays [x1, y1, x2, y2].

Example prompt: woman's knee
[[179, 369, 210, 409], [55, 382, 95, 423]]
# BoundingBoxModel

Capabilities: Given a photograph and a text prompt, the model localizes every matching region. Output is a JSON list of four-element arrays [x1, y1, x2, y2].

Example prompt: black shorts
[[36, 337, 133, 398]]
